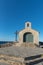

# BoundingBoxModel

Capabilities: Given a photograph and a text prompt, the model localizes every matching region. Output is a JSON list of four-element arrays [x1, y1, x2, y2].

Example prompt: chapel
[[18, 22, 39, 45]]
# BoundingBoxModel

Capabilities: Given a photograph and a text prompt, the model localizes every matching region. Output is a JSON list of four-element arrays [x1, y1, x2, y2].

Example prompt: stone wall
[[19, 28, 39, 45]]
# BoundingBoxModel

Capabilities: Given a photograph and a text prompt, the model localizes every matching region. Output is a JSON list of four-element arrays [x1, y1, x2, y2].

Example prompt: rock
[[0, 63, 10, 65]]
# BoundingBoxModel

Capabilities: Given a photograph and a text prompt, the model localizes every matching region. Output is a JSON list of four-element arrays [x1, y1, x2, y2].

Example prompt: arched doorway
[[23, 32, 33, 43]]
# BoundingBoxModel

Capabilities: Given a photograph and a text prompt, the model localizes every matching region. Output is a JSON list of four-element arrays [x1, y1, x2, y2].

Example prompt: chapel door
[[23, 32, 33, 43]]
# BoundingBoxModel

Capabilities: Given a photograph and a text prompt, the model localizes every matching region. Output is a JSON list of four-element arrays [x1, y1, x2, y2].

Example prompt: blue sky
[[0, 0, 43, 41]]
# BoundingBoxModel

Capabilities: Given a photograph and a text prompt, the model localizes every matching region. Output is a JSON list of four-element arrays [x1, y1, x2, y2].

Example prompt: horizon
[[0, 0, 43, 42]]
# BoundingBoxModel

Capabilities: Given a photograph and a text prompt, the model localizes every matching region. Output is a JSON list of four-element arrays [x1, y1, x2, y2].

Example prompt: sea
[[0, 41, 13, 44]]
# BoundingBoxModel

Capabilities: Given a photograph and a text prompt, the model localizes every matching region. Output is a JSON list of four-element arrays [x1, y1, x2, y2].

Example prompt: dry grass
[[0, 54, 25, 65]]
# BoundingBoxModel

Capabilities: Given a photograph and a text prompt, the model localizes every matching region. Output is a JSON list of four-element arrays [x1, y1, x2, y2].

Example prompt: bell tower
[[25, 22, 31, 28]]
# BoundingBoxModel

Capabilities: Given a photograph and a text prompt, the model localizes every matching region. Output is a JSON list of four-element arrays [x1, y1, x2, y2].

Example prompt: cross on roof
[[14, 30, 19, 42]]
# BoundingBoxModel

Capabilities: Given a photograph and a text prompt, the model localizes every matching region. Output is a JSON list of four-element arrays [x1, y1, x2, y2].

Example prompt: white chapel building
[[18, 22, 39, 45]]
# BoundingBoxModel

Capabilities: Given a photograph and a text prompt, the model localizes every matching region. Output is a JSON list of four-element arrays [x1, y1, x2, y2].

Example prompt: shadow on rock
[[24, 54, 41, 60]]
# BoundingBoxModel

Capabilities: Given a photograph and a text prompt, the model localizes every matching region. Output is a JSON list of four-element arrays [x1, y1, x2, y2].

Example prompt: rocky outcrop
[[0, 45, 43, 65]]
